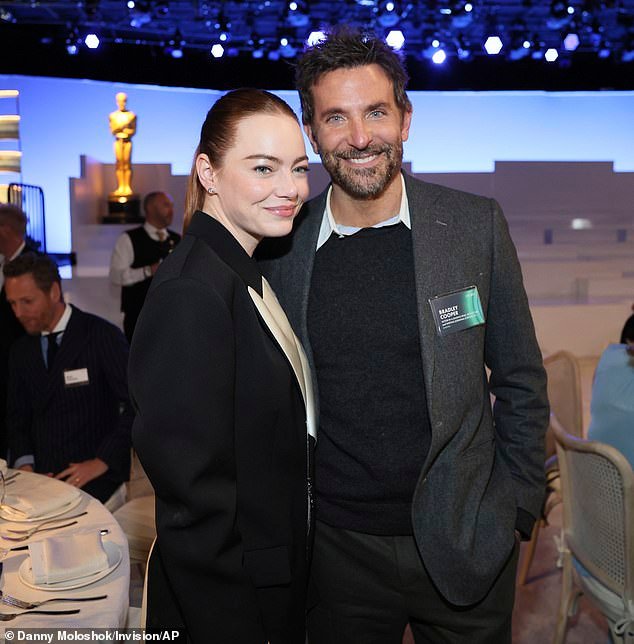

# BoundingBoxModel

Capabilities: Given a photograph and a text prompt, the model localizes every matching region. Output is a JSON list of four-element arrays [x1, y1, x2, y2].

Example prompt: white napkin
[[29, 532, 109, 585], [2, 476, 80, 520]]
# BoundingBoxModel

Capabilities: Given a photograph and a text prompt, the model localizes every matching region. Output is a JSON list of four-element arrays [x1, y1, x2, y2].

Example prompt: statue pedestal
[[103, 194, 143, 223]]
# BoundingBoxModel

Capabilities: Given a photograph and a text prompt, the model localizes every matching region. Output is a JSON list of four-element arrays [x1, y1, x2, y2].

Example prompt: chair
[[518, 350, 584, 585], [551, 416, 634, 644], [113, 450, 156, 571]]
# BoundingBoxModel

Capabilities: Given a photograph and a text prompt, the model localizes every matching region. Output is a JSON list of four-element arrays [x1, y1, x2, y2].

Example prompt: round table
[[0, 470, 130, 631]]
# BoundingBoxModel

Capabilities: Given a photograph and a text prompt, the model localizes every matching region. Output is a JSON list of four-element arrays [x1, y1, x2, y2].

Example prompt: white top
[[315, 174, 411, 250], [109, 222, 168, 287]]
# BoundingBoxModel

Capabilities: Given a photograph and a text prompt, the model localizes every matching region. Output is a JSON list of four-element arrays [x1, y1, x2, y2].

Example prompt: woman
[[129, 89, 315, 643]]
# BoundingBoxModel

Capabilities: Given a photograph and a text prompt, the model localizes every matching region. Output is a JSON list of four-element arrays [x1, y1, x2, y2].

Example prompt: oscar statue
[[105, 92, 142, 222]]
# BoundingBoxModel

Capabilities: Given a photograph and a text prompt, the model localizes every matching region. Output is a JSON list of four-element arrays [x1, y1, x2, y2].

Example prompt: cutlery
[[5, 511, 88, 534], [0, 609, 80, 621], [1, 520, 79, 541], [0, 591, 107, 610]]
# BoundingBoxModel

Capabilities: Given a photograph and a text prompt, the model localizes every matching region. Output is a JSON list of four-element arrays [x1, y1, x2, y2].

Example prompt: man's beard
[[319, 140, 403, 200]]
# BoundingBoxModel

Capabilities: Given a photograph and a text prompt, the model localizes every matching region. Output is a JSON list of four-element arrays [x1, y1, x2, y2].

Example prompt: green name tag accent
[[429, 286, 485, 337]]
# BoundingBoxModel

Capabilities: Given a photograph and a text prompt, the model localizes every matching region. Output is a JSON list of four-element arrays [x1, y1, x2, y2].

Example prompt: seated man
[[587, 324, 634, 468], [109, 191, 180, 342], [0, 203, 40, 458], [4, 253, 132, 503]]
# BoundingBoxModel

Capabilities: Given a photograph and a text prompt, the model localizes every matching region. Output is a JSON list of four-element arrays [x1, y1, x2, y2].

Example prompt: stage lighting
[[432, 49, 447, 64], [84, 33, 100, 49], [544, 47, 559, 61], [306, 31, 326, 46], [66, 43, 78, 55], [386, 30, 405, 50], [377, 1, 401, 28], [547, 0, 572, 29], [484, 36, 503, 54], [563, 33, 580, 51], [210, 43, 224, 58], [287, 1, 309, 26]]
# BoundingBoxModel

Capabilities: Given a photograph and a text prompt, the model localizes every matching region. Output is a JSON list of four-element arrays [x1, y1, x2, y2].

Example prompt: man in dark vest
[[109, 191, 180, 342]]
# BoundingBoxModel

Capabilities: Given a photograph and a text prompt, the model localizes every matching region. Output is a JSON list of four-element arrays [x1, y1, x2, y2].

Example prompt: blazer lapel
[[249, 279, 317, 439], [406, 175, 444, 446]]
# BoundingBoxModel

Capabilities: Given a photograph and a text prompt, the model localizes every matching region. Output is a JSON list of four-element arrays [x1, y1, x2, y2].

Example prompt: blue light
[[465, 2, 473, 11], [386, 1, 395, 11], [219, 32, 227, 42], [563, 33, 580, 51], [127, 1, 135, 8], [280, 37, 289, 46], [432, 39, 440, 48], [210, 43, 224, 58], [289, 1, 298, 9]]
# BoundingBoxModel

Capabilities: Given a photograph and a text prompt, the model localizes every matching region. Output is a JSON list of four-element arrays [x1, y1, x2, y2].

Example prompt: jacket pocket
[[243, 545, 291, 587]]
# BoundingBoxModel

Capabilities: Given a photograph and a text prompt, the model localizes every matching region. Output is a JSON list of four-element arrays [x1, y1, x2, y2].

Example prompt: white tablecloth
[[0, 470, 130, 631]]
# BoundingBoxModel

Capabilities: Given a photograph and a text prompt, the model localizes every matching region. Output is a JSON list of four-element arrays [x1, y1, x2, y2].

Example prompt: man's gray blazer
[[258, 172, 549, 606]]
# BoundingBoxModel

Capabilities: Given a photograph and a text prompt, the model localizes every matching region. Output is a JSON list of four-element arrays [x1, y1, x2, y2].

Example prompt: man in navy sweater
[[258, 26, 548, 644]]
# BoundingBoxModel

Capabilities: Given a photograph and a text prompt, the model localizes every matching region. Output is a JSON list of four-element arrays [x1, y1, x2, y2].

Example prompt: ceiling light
[[306, 31, 326, 46], [432, 49, 447, 64], [484, 36, 503, 54], [544, 47, 559, 61], [386, 30, 405, 50], [563, 33, 580, 51], [84, 33, 100, 49]]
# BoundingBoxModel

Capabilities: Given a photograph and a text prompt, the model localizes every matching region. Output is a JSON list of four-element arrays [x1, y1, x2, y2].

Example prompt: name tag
[[429, 286, 485, 337], [64, 368, 89, 387]]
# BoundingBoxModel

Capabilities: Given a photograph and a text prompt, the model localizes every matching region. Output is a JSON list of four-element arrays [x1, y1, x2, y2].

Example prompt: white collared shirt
[[316, 175, 411, 250], [109, 222, 169, 286], [0, 240, 26, 291]]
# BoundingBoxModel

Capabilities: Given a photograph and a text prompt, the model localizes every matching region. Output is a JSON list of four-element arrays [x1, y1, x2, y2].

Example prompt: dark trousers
[[307, 520, 519, 644]]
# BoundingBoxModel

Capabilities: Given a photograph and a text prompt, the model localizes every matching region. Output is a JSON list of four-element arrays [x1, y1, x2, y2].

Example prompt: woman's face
[[202, 112, 310, 255]]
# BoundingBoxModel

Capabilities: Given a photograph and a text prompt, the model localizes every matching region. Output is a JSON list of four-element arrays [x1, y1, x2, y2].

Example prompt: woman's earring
[[207, 186, 216, 195]]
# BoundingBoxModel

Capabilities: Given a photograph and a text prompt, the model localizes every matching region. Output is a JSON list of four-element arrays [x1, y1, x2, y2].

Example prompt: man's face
[[147, 193, 175, 228], [5, 273, 61, 335], [304, 64, 412, 200]]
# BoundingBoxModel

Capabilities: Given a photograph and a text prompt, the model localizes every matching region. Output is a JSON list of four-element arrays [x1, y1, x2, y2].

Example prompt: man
[[4, 252, 132, 503], [258, 27, 548, 643], [109, 191, 180, 342], [0, 203, 39, 458]]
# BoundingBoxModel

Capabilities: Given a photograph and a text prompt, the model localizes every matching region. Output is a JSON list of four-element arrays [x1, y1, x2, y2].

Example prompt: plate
[[18, 540, 122, 591], [0, 494, 82, 523]]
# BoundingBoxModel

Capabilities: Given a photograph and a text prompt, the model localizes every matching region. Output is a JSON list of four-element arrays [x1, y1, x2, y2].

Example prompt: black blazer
[[7, 305, 133, 501], [129, 212, 312, 643], [258, 173, 549, 606], [0, 243, 41, 457]]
